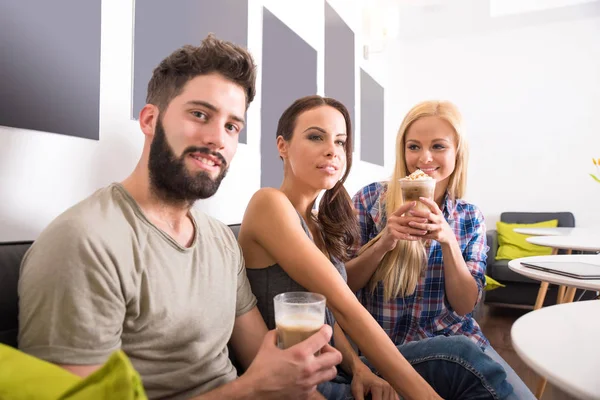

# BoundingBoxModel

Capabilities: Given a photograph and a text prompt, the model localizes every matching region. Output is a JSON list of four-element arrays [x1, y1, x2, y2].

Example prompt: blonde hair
[[360, 100, 469, 301]]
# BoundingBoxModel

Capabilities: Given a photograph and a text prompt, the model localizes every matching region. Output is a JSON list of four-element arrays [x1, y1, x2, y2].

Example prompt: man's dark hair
[[146, 33, 257, 111]]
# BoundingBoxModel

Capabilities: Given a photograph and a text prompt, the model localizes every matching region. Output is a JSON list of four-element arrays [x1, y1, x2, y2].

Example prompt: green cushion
[[495, 219, 559, 260], [0, 345, 147, 400], [0, 344, 80, 399], [484, 275, 505, 291], [60, 350, 147, 399]]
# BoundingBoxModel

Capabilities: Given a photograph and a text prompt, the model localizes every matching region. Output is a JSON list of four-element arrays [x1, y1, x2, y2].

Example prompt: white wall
[[382, 1, 600, 229], [0, 0, 389, 241], [6, 0, 595, 242]]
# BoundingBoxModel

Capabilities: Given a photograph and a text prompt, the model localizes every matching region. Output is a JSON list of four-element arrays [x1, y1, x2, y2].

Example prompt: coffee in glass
[[273, 292, 326, 349]]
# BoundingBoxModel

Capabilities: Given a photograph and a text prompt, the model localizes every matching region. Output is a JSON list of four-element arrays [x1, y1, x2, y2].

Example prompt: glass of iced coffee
[[273, 292, 326, 350], [399, 169, 436, 213]]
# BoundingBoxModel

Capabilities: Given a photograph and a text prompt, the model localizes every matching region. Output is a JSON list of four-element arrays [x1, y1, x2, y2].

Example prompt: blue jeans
[[484, 346, 535, 399], [317, 336, 513, 400]]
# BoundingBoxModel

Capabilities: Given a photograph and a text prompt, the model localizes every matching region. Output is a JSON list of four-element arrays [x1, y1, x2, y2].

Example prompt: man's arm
[[191, 375, 326, 400], [61, 318, 331, 400], [228, 307, 268, 371], [190, 376, 256, 400], [193, 383, 325, 400]]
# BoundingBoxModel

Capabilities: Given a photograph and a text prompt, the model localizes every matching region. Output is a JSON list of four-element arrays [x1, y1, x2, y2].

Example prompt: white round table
[[509, 255, 600, 293], [511, 300, 600, 400], [513, 227, 599, 237], [526, 235, 600, 252], [518, 237, 600, 310]]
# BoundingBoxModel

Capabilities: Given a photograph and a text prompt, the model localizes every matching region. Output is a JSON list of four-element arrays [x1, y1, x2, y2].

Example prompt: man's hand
[[240, 325, 342, 400]]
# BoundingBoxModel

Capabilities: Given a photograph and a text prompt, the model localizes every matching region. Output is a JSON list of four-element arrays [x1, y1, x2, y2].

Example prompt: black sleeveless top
[[246, 212, 347, 337]]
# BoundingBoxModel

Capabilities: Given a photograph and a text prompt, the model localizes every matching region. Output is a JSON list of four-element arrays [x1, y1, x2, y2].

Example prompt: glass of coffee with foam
[[399, 169, 436, 213], [273, 292, 326, 351]]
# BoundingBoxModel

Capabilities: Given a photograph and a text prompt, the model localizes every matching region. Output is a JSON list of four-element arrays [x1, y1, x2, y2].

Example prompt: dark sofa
[[483, 212, 595, 308], [0, 241, 30, 348]]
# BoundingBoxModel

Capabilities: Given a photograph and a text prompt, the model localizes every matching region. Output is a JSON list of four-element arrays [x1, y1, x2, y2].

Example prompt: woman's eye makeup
[[406, 143, 448, 151], [306, 130, 347, 146]]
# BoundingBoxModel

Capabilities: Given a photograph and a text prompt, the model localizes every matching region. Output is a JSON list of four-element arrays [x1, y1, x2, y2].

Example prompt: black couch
[[0, 241, 31, 348], [483, 212, 595, 308]]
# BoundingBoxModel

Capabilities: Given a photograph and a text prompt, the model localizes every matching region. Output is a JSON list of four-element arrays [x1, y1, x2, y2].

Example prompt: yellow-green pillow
[[0, 345, 147, 400], [496, 219, 559, 260], [484, 275, 505, 291], [0, 344, 80, 399], [60, 350, 147, 399]]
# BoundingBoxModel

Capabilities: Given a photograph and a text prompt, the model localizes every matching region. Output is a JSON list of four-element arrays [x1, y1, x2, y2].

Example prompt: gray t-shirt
[[18, 183, 257, 400]]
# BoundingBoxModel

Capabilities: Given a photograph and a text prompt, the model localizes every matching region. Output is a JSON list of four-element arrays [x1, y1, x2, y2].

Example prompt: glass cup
[[273, 292, 326, 350], [399, 179, 436, 213]]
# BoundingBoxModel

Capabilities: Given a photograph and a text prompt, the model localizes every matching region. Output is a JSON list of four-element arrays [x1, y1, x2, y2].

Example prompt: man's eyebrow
[[186, 100, 217, 111], [185, 100, 245, 125]]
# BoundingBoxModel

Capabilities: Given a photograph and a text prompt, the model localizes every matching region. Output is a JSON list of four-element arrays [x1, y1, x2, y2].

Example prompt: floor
[[479, 305, 577, 400]]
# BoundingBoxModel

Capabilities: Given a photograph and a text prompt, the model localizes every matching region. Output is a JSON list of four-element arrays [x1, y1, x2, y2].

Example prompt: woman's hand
[[377, 202, 429, 253], [407, 197, 454, 245], [351, 364, 399, 400]]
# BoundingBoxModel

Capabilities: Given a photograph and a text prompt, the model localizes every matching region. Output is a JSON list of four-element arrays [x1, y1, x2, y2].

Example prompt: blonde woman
[[347, 100, 534, 399]]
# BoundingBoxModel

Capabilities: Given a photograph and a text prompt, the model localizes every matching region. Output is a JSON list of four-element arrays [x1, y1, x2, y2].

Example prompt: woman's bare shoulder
[[249, 187, 287, 204], [243, 188, 298, 228]]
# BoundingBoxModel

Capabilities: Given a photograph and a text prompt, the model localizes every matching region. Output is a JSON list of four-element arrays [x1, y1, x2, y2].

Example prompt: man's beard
[[148, 120, 228, 204]]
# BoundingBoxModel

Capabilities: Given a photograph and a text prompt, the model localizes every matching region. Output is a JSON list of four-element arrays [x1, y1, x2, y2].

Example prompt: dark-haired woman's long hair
[[276, 95, 358, 262]]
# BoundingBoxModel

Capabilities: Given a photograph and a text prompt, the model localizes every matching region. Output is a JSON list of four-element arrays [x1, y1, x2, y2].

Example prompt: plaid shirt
[[351, 181, 489, 349]]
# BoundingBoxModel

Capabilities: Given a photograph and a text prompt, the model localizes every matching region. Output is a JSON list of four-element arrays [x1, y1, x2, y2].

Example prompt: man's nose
[[201, 123, 226, 150]]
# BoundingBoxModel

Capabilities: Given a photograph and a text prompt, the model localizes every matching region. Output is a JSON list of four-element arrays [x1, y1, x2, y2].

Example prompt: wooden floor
[[479, 305, 577, 400]]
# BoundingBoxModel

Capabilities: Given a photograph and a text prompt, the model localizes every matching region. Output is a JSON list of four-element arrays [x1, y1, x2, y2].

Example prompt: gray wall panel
[[360, 69, 384, 166], [261, 8, 317, 188], [133, 0, 249, 143], [324, 2, 355, 149], [0, 0, 101, 140]]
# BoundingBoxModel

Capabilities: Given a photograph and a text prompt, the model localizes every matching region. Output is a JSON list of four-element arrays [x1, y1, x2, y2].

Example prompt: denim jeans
[[484, 346, 535, 399], [317, 336, 514, 400]]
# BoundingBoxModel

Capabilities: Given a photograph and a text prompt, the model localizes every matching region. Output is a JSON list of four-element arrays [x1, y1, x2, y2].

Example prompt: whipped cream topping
[[401, 169, 434, 181]]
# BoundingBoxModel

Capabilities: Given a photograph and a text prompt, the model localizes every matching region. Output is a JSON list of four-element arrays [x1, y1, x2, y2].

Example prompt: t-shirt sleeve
[[462, 206, 488, 304], [18, 221, 126, 365], [234, 243, 257, 317]]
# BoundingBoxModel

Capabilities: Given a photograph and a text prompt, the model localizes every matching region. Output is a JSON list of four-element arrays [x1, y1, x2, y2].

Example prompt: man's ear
[[276, 135, 288, 160], [139, 104, 159, 138]]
